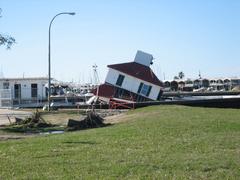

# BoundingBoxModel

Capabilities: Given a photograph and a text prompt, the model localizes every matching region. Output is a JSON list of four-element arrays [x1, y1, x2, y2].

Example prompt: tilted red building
[[95, 51, 163, 103]]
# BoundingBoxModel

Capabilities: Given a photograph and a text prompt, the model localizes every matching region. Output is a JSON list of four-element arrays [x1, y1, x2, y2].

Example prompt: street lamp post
[[48, 12, 75, 111]]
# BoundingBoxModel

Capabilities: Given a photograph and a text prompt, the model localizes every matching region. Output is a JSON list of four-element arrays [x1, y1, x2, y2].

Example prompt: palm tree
[[0, 35, 15, 49], [173, 76, 179, 80], [178, 71, 185, 79]]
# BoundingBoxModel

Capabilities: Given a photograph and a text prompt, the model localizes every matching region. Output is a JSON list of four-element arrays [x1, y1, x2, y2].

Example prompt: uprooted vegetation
[[66, 111, 108, 131], [16, 110, 53, 128], [1, 109, 120, 133], [2, 110, 60, 133]]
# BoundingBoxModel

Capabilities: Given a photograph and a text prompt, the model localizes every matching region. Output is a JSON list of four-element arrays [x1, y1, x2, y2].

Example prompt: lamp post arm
[[47, 12, 75, 111]]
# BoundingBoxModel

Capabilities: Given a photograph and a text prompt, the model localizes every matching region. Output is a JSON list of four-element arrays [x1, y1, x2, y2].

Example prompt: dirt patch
[[64, 109, 132, 130], [42, 113, 82, 126], [42, 109, 129, 126], [0, 109, 132, 140], [0, 135, 25, 141], [104, 113, 140, 124]]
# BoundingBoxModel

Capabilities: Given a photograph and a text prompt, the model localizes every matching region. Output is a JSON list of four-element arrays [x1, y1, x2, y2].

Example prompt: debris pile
[[15, 110, 53, 128], [67, 111, 105, 131]]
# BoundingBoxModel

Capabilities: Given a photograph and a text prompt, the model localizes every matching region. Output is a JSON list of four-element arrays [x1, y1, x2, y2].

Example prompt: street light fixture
[[48, 12, 75, 111]]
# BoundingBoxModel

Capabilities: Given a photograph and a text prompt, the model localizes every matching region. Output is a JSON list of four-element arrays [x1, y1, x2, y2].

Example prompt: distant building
[[0, 77, 49, 107], [163, 77, 240, 92], [96, 51, 163, 102]]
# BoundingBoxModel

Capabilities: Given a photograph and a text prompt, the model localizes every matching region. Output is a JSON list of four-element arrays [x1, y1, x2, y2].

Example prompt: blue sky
[[0, 0, 240, 82]]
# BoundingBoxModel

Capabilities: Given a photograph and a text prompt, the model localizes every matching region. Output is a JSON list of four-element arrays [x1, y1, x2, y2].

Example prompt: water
[[40, 130, 64, 135]]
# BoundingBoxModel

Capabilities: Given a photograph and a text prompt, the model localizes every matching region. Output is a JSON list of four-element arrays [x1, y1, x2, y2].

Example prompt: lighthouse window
[[116, 74, 125, 87], [138, 83, 152, 97]]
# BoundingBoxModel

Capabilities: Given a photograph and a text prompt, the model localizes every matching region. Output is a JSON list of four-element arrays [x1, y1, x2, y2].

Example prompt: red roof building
[[108, 62, 163, 87], [96, 51, 163, 102]]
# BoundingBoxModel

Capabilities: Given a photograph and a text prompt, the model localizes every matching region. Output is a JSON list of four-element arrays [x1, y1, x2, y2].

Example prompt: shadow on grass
[[2, 123, 112, 134], [63, 141, 97, 145], [66, 122, 112, 131], [1, 125, 64, 134]]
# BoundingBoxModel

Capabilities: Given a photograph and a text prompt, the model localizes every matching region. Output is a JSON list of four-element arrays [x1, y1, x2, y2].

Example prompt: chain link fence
[[0, 89, 12, 108], [0, 88, 46, 108]]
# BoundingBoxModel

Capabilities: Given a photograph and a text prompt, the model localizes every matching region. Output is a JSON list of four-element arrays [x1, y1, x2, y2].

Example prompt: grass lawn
[[0, 105, 239, 179]]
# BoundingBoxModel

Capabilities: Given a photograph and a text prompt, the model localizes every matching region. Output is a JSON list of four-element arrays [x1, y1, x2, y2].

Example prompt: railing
[[109, 98, 135, 109], [0, 87, 47, 108]]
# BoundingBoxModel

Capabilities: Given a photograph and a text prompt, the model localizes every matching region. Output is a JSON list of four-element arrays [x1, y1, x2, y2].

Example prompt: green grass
[[0, 105, 240, 179]]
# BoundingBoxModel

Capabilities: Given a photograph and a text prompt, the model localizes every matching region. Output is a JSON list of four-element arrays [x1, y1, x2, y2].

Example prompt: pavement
[[0, 109, 32, 126]]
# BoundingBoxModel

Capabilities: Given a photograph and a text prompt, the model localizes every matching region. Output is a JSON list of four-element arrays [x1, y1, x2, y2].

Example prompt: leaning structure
[[95, 50, 163, 103]]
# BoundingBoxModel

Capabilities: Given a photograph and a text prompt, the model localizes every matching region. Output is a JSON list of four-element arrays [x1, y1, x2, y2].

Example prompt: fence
[[0, 88, 46, 108], [0, 89, 12, 108]]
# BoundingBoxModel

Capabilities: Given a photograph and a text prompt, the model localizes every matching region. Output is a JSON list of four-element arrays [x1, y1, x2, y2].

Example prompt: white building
[[0, 77, 49, 107], [96, 51, 163, 102], [163, 77, 240, 92]]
